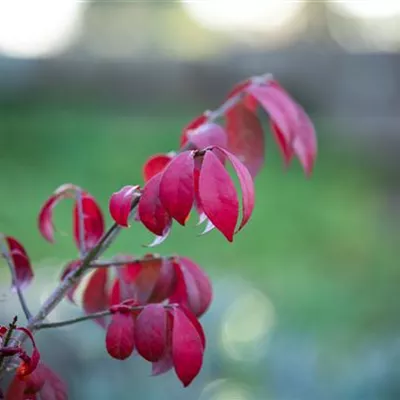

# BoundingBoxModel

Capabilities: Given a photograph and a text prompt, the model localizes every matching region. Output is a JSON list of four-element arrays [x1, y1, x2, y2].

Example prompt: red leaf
[[138, 173, 171, 237], [1, 236, 33, 290], [171, 307, 204, 387], [292, 105, 317, 176], [105, 313, 135, 360], [270, 121, 294, 166], [148, 258, 177, 303], [73, 192, 104, 251], [170, 258, 212, 318], [179, 257, 212, 317], [225, 102, 264, 177], [180, 114, 208, 147], [215, 148, 255, 233], [159, 151, 194, 225], [226, 79, 252, 99], [180, 306, 206, 349], [135, 304, 167, 362], [82, 268, 109, 328], [143, 154, 173, 182], [17, 347, 40, 378], [37, 184, 76, 243], [109, 185, 140, 227], [198, 150, 239, 242], [109, 278, 121, 306], [185, 123, 228, 150], [145, 223, 172, 248]]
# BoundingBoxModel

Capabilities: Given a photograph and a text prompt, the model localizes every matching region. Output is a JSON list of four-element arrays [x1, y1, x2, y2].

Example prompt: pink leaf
[[152, 348, 174, 376], [109, 185, 140, 227], [186, 123, 228, 150], [105, 313, 135, 360], [73, 192, 104, 251], [159, 151, 195, 225], [82, 268, 109, 328], [138, 173, 171, 237], [1, 236, 33, 290], [109, 278, 121, 306], [292, 105, 317, 176], [180, 306, 206, 349], [171, 307, 204, 387], [180, 114, 208, 147], [198, 150, 239, 242], [270, 121, 294, 166], [225, 101, 265, 177], [215, 148, 255, 233], [135, 304, 167, 362], [143, 154, 173, 182]]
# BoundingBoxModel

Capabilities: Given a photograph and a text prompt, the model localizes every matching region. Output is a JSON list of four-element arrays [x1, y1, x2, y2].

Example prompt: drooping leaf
[[148, 258, 177, 303], [82, 268, 109, 328], [109, 185, 140, 227], [159, 151, 195, 225], [1, 236, 33, 290], [225, 102, 264, 177], [33, 364, 67, 400], [135, 304, 167, 362], [73, 192, 104, 252], [105, 312, 135, 360], [215, 148, 255, 233], [143, 154, 173, 182], [198, 150, 239, 242], [138, 173, 171, 237], [171, 307, 204, 387]]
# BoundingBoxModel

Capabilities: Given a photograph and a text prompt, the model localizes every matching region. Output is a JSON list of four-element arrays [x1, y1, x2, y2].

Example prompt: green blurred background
[[1, 1, 400, 399]]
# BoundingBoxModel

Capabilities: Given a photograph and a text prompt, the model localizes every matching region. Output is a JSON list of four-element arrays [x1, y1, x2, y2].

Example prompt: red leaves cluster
[[38, 184, 104, 252], [0, 325, 63, 400], [135, 147, 254, 242], [106, 304, 205, 387], [6, 363, 67, 400]]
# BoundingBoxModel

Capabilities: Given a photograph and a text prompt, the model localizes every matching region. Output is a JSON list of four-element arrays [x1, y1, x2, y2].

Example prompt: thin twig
[[0, 316, 18, 372], [34, 306, 143, 330], [1, 244, 32, 321]]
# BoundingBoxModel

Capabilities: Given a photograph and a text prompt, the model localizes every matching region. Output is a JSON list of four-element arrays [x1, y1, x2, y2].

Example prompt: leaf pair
[[38, 184, 104, 253], [106, 304, 204, 387]]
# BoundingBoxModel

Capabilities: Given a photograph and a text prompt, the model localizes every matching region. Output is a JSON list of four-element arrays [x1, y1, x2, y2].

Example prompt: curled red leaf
[[138, 173, 171, 237], [159, 151, 195, 226], [171, 307, 204, 387], [73, 192, 104, 251], [198, 150, 238, 242], [135, 304, 167, 362], [105, 313, 135, 360], [1, 236, 33, 290], [215, 147, 255, 233], [109, 185, 140, 227], [143, 154, 173, 182]]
